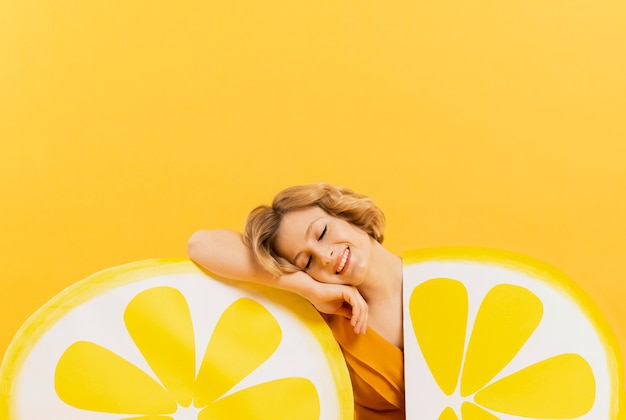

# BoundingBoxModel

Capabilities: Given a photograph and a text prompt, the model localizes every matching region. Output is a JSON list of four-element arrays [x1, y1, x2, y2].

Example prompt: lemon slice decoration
[[0, 259, 352, 419], [403, 248, 623, 420]]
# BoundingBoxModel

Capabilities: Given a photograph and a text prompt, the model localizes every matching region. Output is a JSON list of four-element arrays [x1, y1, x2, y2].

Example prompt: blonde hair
[[243, 183, 385, 277]]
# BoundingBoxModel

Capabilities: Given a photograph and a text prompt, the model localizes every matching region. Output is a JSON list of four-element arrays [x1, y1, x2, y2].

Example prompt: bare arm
[[187, 229, 367, 333], [187, 229, 275, 284]]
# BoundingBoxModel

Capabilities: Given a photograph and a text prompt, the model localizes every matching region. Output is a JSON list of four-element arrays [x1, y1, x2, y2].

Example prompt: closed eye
[[303, 224, 325, 270], [318, 225, 327, 241]]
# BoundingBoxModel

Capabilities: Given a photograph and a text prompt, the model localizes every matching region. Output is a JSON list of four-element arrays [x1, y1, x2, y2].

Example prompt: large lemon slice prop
[[0, 259, 352, 419], [403, 248, 623, 419]]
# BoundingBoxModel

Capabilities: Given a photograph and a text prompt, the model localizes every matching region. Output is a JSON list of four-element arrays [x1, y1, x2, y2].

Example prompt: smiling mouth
[[335, 248, 350, 274]]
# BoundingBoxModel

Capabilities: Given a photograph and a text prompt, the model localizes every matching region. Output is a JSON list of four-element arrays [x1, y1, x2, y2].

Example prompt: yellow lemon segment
[[474, 353, 596, 418], [403, 247, 623, 420], [124, 286, 197, 407], [194, 298, 282, 406], [460, 284, 543, 397], [0, 259, 352, 419], [410, 278, 468, 395], [460, 402, 499, 420], [199, 377, 320, 420], [439, 406, 459, 420], [55, 340, 177, 414]]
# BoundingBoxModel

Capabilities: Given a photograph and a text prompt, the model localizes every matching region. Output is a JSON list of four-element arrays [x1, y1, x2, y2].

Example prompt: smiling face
[[273, 206, 375, 286]]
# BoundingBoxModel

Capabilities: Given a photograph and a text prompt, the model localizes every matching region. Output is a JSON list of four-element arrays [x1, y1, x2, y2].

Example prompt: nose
[[317, 245, 334, 266]]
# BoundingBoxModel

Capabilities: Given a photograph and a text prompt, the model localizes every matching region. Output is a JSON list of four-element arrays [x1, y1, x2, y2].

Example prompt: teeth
[[336, 248, 349, 274]]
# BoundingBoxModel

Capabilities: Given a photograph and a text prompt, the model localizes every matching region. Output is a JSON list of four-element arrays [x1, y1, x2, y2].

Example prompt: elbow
[[187, 230, 208, 263], [186, 229, 247, 278]]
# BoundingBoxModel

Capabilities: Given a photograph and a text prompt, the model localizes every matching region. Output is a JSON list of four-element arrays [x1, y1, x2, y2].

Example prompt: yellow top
[[327, 315, 405, 420]]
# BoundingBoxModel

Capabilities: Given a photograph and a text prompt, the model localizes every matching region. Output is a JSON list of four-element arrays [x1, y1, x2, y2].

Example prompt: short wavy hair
[[243, 183, 385, 277]]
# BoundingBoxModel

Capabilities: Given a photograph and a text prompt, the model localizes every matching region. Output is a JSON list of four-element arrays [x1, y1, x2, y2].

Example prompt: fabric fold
[[328, 315, 405, 419]]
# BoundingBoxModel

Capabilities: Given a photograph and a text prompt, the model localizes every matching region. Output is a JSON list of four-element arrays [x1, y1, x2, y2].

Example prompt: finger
[[349, 295, 368, 334], [355, 304, 368, 334], [353, 291, 369, 334], [344, 291, 361, 324], [334, 305, 353, 319], [339, 286, 368, 334]]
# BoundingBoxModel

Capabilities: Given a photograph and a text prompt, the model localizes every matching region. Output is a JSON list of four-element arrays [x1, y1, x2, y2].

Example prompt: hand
[[307, 281, 369, 334], [267, 270, 368, 334]]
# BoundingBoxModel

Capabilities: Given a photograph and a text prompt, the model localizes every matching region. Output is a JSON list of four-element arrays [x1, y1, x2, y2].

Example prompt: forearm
[[187, 229, 367, 333], [187, 229, 315, 298]]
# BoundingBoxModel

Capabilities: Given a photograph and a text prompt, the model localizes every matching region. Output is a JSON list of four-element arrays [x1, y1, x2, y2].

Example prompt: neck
[[358, 239, 403, 303]]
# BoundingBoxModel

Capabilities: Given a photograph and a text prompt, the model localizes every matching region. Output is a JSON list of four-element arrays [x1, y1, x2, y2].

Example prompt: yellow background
[[1, 0, 625, 386]]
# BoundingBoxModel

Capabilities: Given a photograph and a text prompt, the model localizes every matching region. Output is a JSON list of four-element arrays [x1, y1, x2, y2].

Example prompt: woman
[[188, 184, 405, 419]]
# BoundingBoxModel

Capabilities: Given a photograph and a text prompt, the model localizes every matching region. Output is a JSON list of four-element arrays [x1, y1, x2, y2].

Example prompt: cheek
[[308, 268, 336, 284], [308, 268, 326, 282]]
